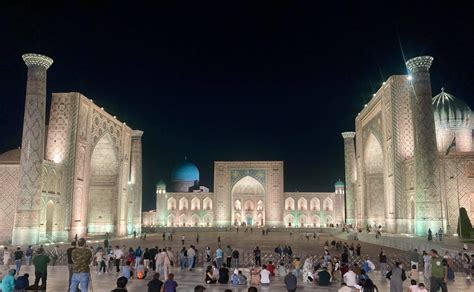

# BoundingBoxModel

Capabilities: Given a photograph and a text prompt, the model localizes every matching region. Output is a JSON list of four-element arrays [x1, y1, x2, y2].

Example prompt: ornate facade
[[0, 53, 143, 245], [342, 55, 474, 236], [150, 160, 345, 228]]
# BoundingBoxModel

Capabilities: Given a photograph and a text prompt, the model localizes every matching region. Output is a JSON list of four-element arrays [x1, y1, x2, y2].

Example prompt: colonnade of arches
[[167, 197, 213, 211], [284, 197, 333, 211]]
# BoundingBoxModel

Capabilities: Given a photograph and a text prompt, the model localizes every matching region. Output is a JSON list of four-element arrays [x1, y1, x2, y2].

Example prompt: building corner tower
[[406, 56, 442, 235], [12, 53, 53, 245], [341, 131, 357, 226], [130, 130, 144, 234]]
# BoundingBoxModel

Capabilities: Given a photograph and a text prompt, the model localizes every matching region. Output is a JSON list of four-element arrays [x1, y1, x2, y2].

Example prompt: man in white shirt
[[155, 249, 165, 274], [163, 247, 174, 280], [260, 264, 271, 286], [187, 246, 196, 271], [343, 267, 357, 287], [113, 245, 124, 273]]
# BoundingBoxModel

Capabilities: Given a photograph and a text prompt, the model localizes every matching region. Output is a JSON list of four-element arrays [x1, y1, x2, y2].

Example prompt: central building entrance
[[231, 176, 265, 226]]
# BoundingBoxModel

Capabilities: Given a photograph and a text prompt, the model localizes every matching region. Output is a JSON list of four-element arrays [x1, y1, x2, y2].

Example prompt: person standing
[[135, 246, 143, 270], [356, 243, 361, 256], [32, 247, 49, 290], [25, 245, 33, 266], [14, 246, 24, 275], [226, 245, 233, 267], [147, 272, 163, 291], [155, 249, 165, 275], [66, 241, 77, 289], [422, 250, 431, 280], [409, 249, 419, 270], [187, 245, 196, 271], [50, 245, 60, 269], [427, 229, 433, 241], [181, 235, 185, 245], [114, 245, 124, 273], [3, 247, 11, 271], [429, 249, 448, 292], [163, 273, 178, 292], [215, 246, 223, 269], [70, 238, 93, 292], [253, 246, 261, 267], [379, 249, 388, 280], [1, 269, 15, 292], [386, 262, 405, 292], [232, 248, 240, 268], [260, 265, 271, 286], [143, 248, 151, 270]]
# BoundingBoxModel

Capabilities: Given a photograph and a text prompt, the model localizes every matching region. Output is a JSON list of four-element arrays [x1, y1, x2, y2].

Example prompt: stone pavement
[[1, 265, 473, 291]]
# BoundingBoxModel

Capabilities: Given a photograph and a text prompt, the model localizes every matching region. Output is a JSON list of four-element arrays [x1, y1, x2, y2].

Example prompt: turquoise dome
[[171, 160, 200, 182], [334, 180, 345, 187]]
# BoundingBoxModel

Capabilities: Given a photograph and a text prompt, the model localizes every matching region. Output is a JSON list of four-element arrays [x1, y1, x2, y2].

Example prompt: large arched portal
[[231, 176, 265, 226], [45, 200, 55, 237], [364, 133, 385, 225], [88, 134, 119, 235]]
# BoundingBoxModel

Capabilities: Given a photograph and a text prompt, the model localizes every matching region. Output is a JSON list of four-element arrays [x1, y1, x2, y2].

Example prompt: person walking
[[67, 241, 77, 289], [32, 247, 49, 290], [143, 247, 151, 270], [429, 249, 448, 292], [163, 247, 174, 280], [135, 246, 143, 270], [1, 269, 15, 292], [50, 245, 60, 269], [379, 249, 388, 280], [70, 238, 93, 292], [409, 249, 419, 270], [14, 246, 24, 275], [422, 250, 431, 280]]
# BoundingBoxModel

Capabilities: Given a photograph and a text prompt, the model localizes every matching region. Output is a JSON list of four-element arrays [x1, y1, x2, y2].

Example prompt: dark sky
[[1, 1, 472, 211]]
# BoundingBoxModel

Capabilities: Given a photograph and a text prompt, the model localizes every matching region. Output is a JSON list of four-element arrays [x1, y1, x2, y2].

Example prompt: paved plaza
[[1, 230, 473, 291]]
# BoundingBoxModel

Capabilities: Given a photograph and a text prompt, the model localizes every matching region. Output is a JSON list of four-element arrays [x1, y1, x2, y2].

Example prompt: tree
[[457, 207, 473, 238]]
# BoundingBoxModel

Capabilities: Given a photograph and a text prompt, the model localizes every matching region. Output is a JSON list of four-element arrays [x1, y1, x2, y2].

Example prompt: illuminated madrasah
[[0, 54, 143, 245], [144, 160, 346, 228], [342, 55, 474, 236]]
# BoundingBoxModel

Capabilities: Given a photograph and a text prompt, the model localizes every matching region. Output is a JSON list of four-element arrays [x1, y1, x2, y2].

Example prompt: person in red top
[[340, 263, 349, 276], [266, 261, 275, 276]]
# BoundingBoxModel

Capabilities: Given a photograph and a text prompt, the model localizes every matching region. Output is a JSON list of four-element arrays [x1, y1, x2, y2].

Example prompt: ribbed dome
[[334, 180, 345, 188], [432, 88, 471, 128], [171, 159, 199, 182]]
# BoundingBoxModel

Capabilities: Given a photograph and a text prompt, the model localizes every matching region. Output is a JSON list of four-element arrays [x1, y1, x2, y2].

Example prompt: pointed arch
[[179, 197, 188, 211], [203, 197, 213, 210], [312, 215, 321, 227], [310, 197, 320, 211], [323, 198, 333, 211], [191, 197, 200, 210], [298, 197, 308, 211], [167, 214, 175, 227], [179, 214, 187, 226], [284, 214, 294, 227], [191, 214, 200, 226], [234, 200, 242, 211], [257, 200, 264, 211], [244, 200, 254, 211], [299, 214, 308, 227], [285, 197, 295, 211], [168, 198, 177, 211]]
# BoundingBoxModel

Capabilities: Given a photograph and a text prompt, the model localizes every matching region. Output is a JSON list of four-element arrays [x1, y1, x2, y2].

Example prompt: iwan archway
[[88, 134, 120, 235], [231, 176, 265, 226]]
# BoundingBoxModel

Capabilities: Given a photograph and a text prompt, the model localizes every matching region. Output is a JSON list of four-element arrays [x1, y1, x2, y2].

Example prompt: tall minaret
[[406, 56, 442, 235], [12, 53, 53, 245], [341, 132, 357, 226], [130, 130, 144, 234]]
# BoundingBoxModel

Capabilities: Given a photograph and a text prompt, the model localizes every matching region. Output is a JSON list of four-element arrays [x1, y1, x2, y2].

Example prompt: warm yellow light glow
[[407, 75, 413, 80]]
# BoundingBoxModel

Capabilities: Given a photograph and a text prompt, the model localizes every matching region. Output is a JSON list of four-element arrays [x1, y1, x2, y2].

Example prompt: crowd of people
[[0, 230, 473, 291]]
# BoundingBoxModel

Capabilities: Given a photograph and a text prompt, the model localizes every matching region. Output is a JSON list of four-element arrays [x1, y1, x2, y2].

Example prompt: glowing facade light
[[101, 107, 104, 110], [382, 82, 386, 85], [407, 75, 413, 81], [113, 116, 116, 119], [372, 94, 376, 97], [364, 104, 368, 107]]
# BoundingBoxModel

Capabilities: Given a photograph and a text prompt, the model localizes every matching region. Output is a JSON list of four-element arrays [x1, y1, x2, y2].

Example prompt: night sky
[[1, 2, 472, 211]]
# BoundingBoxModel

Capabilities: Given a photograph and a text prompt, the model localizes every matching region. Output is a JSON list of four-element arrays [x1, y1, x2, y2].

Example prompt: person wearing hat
[[194, 285, 206, 292], [32, 247, 50, 290], [1, 269, 16, 292]]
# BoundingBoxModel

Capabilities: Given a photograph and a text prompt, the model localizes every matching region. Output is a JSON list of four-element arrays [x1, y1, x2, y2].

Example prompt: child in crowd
[[417, 283, 428, 292], [409, 264, 418, 281], [408, 279, 418, 292]]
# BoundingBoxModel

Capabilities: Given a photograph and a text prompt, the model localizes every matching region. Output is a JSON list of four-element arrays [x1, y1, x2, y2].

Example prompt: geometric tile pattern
[[0, 165, 20, 244]]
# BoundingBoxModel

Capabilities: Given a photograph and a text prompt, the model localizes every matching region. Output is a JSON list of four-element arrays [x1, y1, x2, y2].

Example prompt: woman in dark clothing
[[205, 265, 217, 284], [218, 263, 230, 283]]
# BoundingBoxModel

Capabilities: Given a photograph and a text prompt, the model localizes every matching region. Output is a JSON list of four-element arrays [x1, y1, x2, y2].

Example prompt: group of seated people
[[205, 263, 247, 285], [0, 269, 30, 291]]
